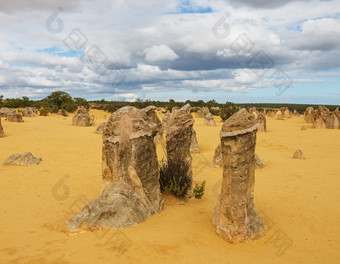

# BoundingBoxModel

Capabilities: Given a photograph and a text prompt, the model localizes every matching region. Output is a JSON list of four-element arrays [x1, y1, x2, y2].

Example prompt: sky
[[0, 0, 339, 104]]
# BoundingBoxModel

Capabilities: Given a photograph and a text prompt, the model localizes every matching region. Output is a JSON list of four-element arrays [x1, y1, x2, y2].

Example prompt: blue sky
[[0, 0, 339, 104]]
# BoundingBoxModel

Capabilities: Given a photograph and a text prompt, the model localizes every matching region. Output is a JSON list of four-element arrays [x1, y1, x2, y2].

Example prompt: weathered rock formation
[[72, 106, 92, 127], [293, 150, 305, 159], [3, 152, 42, 165], [166, 104, 194, 187], [196, 107, 210, 118], [145, 106, 163, 144], [304, 107, 315, 123], [255, 154, 264, 168], [280, 107, 288, 118], [68, 106, 163, 231], [256, 113, 266, 132], [210, 143, 222, 168], [171, 107, 179, 114], [57, 109, 68, 116], [7, 112, 24, 122], [249, 107, 259, 119], [0, 107, 16, 118], [284, 110, 292, 118], [212, 109, 265, 244], [190, 128, 200, 153], [95, 121, 109, 134], [162, 113, 171, 136], [273, 110, 283, 120], [313, 106, 333, 129], [22, 107, 37, 117], [0, 117, 4, 138], [204, 113, 217, 126]]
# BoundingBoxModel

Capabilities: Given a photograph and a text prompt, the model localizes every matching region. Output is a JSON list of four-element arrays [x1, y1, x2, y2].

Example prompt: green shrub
[[191, 181, 206, 199], [220, 102, 240, 121], [159, 158, 191, 198], [39, 107, 50, 116]]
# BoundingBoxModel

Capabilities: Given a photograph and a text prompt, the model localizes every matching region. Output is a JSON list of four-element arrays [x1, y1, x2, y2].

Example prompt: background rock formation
[[68, 106, 163, 231], [95, 122, 108, 134], [304, 107, 315, 123], [190, 128, 200, 153], [0, 117, 4, 137], [0, 107, 16, 118], [166, 104, 194, 187], [204, 113, 217, 126], [256, 113, 267, 132], [210, 143, 222, 167], [293, 150, 305, 159], [3, 152, 41, 165], [72, 106, 92, 127], [162, 113, 171, 136], [274, 110, 283, 120], [212, 109, 265, 244], [7, 113, 23, 122], [196, 107, 210, 118], [22, 107, 37, 117]]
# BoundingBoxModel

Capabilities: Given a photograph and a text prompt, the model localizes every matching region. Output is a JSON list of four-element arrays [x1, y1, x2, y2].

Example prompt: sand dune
[[0, 110, 339, 263]]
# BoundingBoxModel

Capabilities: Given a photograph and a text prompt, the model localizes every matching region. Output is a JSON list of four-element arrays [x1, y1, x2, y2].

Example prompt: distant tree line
[[0, 92, 339, 115]]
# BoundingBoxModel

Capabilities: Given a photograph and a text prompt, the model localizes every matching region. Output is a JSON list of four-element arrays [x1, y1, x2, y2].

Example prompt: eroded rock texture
[[293, 150, 305, 159], [0, 107, 16, 118], [190, 128, 200, 153], [210, 143, 222, 168], [57, 109, 68, 116], [256, 113, 267, 132], [7, 113, 23, 122], [162, 113, 171, 136], [212, 109, 265, 244], [304, 107, 315, 123], [22, 107, 37, 117], [204, 113, 217, 126], [95, 122, 109, 134], [0, 117, 4, 138], [313, 106, 333, 129], [68, 106, 163, 231], [196, 107, 210, 118], [72, 106, 92, 127], [166, 104, 194, 186], [274, 110, 283, 120], [3, 152, 41, 165]]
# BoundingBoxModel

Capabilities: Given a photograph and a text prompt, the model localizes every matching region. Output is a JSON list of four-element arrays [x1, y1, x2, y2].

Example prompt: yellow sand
[[0, 110, 339, 264]]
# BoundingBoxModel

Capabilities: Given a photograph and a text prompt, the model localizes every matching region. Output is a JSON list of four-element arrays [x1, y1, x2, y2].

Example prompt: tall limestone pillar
[[212, 109, 265, 243]]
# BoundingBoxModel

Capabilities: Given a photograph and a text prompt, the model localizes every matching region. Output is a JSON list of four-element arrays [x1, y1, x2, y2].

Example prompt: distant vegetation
[[0, 92, 89, 114], [0, 93, 339, 115]]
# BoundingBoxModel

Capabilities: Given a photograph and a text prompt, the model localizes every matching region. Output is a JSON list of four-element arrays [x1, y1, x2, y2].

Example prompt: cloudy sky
[[0, 0, 339, 104]]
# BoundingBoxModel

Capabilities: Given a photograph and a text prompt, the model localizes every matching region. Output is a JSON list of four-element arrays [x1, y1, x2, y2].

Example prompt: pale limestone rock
[[0, 117, 4, 138], [72, 106, 92, 127], [166, 104, 194, 188], [196, 107, 210, 118], [7, 113, 23, 122], [190, 128, 200, 153], [212, 108, 265, 244], [3, 152, 41, 165], [68, 106, 163, 231], [204, 113, 217, 126], [210, 143, 222, 168], [293, 150, 305, 159], [256, 113, 266, 132]]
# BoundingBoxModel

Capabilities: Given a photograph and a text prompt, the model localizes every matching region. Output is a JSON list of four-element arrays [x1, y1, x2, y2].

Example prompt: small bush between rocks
[[191, 181, 206, 199], [159, 158, 191, 198]]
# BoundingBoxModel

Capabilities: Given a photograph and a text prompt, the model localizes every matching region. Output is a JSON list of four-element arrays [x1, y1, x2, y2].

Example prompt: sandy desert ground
[[0, 109, 339, 264]]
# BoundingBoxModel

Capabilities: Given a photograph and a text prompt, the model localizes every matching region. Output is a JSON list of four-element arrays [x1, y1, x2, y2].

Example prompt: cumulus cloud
[[0, 0, 339, 103], [144, 45, 179, 62]]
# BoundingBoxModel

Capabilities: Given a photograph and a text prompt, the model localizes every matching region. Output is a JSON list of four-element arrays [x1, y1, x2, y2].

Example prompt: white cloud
[[144, 45, 179, 62]]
